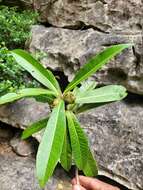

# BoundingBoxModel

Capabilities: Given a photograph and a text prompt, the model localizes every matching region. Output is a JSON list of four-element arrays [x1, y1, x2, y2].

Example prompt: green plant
[[0, 44, 132, 187], [0, 6, 38, 48], [0, 44, 40, 95]]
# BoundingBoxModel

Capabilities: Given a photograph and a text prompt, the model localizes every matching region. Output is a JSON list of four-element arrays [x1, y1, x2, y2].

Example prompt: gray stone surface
[[29, 25, 143, 95], [32, 0, 143, 33], [0, 98, 50, 129], [0, 135, 71, 190], [0, 95, 143, 190], [10, 134, 36, 157]]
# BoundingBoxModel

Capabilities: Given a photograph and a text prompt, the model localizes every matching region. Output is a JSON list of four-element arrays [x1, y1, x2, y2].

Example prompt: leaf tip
[[38, 179, 46, 188]]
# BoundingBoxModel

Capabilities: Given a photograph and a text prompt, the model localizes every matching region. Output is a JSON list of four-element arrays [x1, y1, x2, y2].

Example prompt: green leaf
[[60, 129, 72, 171], [36, 100, 66, 187], [0, 88, 55, 105], [66, 111, 89, 170], [79, 80, 97, 92], [64, 44, 132, 93], [83, 149, 98, 176], [76, 85, 127, 104], [11, 49, 61, 95], [73, 80, 97, 97], [75, 103, 108, 114], [22, 117, 49, 140], [34, 94, 54, 104]]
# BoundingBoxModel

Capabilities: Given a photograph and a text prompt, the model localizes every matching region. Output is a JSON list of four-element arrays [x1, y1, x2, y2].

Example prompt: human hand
[[72, 176, 120, 190]]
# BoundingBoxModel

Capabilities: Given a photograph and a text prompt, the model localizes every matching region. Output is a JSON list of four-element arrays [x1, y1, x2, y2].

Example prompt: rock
[[32, 0, 143, 33], [10, 133, 36, 157], [0, 98, 50, 129], [0, 142, 13, 156], [0, 134, 71, 190], [29, 25, 143, 95]]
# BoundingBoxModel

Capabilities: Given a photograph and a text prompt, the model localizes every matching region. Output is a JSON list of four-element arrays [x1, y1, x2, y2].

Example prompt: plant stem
[[75, 167, 80, 185]]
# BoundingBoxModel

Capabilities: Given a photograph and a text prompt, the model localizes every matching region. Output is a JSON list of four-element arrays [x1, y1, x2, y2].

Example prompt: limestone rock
[[32, 0, 143, 33], [10, 134, 36, 157], [0, 98, 50, 129], [29, 25, 143, 95], [0, 134, 71, 190]]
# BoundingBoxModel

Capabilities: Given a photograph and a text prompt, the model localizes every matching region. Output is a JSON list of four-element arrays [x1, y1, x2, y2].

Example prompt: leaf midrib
[[43, 101, 62, 181], [67, 111, 83, 169]]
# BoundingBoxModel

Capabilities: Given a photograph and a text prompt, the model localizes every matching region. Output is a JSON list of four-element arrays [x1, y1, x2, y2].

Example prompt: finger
[[71, 178, 77, 185], [78, 176, 101, 190], [79, 176, 120, 190], [72, 184, 86, 190], [71, 178, 76, 185]]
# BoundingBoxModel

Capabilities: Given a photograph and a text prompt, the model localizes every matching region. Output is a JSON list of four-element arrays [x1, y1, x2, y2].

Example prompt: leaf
[[60, 129, 72, 171], [83, 149, 98, 176], [64, 44, 132, 93], [79, 80, 97, 92], [22, 117, 49, 140], [36, 100, 66, 187], [76, 85, 127, 104], [73, 80, 97, 97], [66, 111, 89, 170], [11, 49, 61, 95], [75, 103, 109, 114], [0, 88, 55, 105], [34, 94, 54, 104]]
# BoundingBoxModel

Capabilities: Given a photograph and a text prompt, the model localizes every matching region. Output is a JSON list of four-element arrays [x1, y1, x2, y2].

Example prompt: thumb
[[72, 184, 86, 190]]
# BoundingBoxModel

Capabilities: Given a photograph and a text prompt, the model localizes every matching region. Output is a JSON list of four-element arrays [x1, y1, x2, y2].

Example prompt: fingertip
[[71, 178, 77, 185]]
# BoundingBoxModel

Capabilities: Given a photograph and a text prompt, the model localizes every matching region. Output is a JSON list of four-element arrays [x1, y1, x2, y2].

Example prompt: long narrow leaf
[[66, 111, 88, 170], [36, 100, 66, 187], [76, 85, 127, 104], [22, 117, 49, 140], [71, 112, 98, 176], [64, 44, 132, 93], [83, 149, 98, 176], [73, 80, 97, 97], [60, 129, 72, 171], [34, 94, 54, 104], [11, 49, 61, 95], [75, 103, 108, 114], [0, 88, 55, 105]]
